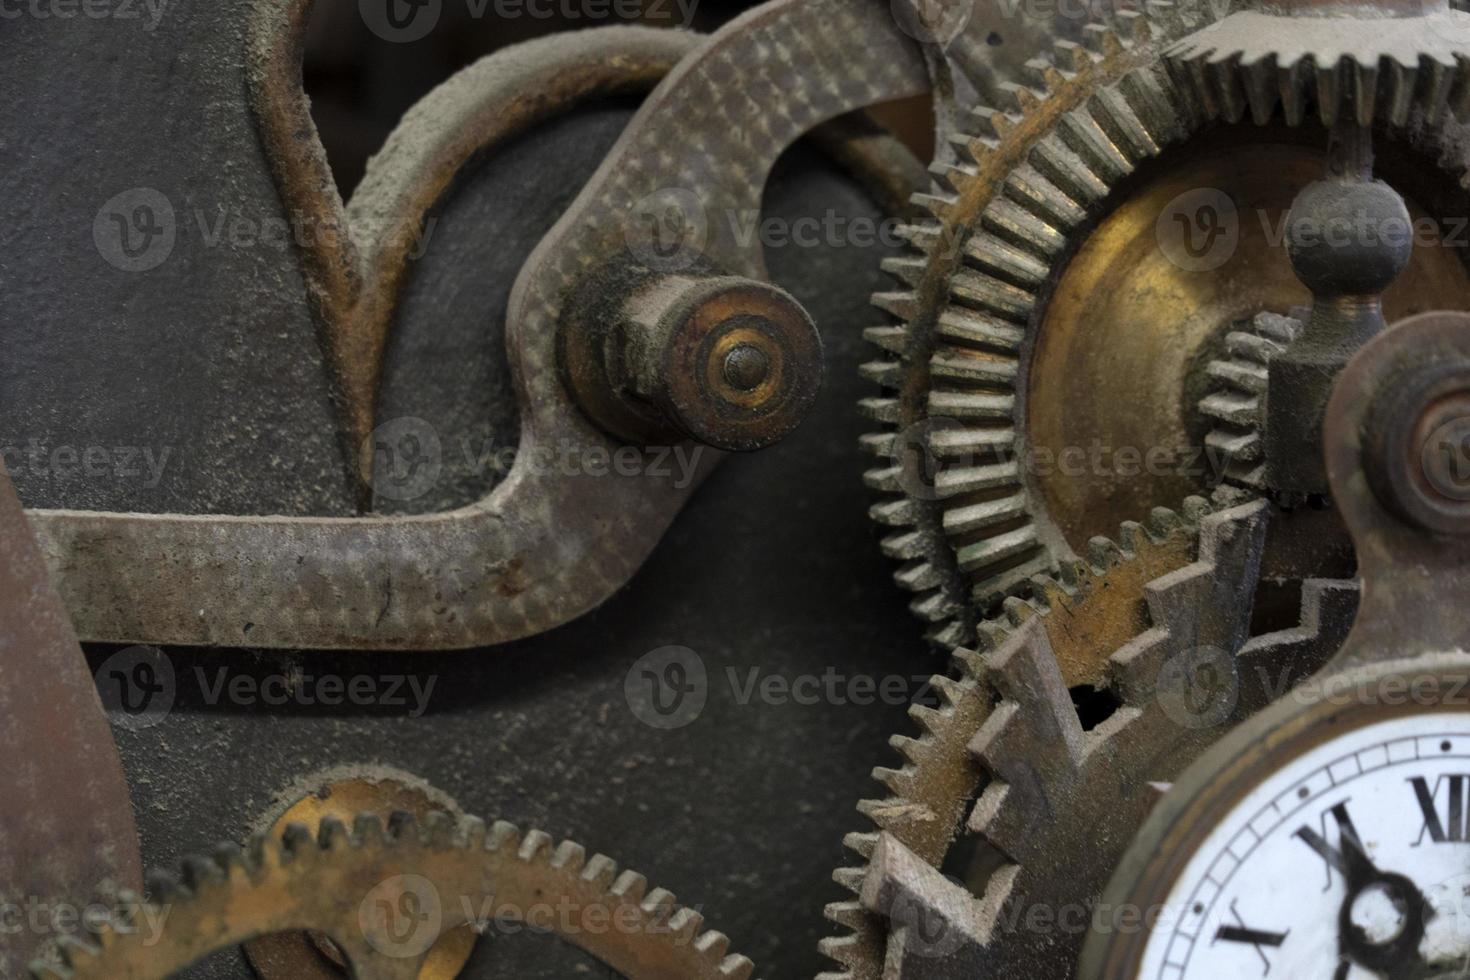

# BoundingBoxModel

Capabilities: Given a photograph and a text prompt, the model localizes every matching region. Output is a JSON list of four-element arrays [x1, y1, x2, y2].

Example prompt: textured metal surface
[[247, 4, 699, 498], [1167, 6, 1470, 127], [0, 466, 142, 978], [44, 813, 757, 980], [826, 499, 1358, 980], [0, 1, 352, 518], [859, 0, 1470, 650], [94, 128, 926, 980], [1325, 310, 1470, 670], [25, 0, 927, 651]]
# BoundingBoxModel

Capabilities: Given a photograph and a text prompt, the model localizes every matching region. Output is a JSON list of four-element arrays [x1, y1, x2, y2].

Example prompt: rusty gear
[[33, 814, 757, 980], [859, 0, 1470, 649], [818, 499, 1359, 980]]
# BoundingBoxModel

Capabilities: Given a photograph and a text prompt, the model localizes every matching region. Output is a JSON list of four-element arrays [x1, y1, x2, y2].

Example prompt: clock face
[[1136, 714, 1470, 979]]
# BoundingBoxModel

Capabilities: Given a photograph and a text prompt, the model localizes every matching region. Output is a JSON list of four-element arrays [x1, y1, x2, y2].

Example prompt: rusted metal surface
[[243, 776, 474, 980], [25, 1, 926, 651], [561, 268, 824, 451], [0, 465, 141, 977], [47, 814, 757, 980], [1324, 310, 1470, 671], [247, 4, 700, 500]]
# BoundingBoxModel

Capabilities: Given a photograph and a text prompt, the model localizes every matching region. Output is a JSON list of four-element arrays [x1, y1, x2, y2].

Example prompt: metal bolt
[[1364, 348, 1470, 536], [722, 344, 771, 392], [561, 266, 823, 452]]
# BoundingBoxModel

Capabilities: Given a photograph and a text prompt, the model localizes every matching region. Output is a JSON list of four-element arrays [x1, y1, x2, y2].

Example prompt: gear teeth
[[387, 810, 421, 843], [871, 291, 918, 322], [1087, 535, 1128, 569], [486, 819, 521, 853], [1117, 520, 1152, 552], [1059, 104, 1134, 182], [1236, 578, 1360, 711], [581, 853, 620, 888], [911, 587, 958, 625], [1452, 56, 1470, 119], [964, 232, 1050, 288], [179, 854, 226, 893], [316, 816, 352, 852], [280, 821, 318, 856], [880, 530, 928, 563], [857, 396, 899, 426], [879, 255, 926, 288], [422, 810, 457, 849], [460, 815, 487, 850], [857, 0, 1198, 657], [1033, 134, 1111, 205], [1148, 506, 1185, 536], [894, 560, 943, 593], [144, 868, 182, 904], [352, 812, 387, 847], [1110, 501, 1270, 701], [1165, 10, 1470, 126], [870, 497, 917, 529], [1023, 56, 1066, 94], [1242, 55, 1278, 125], [861, 326, 905, 355], [1198, 312, 1304, 490], [612, 870, 649, 904], [51, 820, 760, 980], [641, 886, 678, 926], [517, 828, 554, 862], [969, 625, 1086, 864]]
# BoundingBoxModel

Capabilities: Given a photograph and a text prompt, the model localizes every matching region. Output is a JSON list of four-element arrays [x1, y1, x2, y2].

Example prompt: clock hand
[[1336, 827, 1431, 976]]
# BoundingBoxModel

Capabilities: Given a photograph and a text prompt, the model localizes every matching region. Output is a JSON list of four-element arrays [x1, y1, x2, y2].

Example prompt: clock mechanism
[[4, 0, 1470, 978]]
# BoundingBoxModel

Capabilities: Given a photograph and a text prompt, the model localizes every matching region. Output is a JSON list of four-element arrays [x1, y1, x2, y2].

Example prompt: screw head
[[560, 267, 823, 452], [1366, 359, 1470, 536], [722, 344, 771, 392]]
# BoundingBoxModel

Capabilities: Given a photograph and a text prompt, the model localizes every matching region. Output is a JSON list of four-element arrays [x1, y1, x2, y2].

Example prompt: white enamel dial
[[1136, 714, 1470, 978]]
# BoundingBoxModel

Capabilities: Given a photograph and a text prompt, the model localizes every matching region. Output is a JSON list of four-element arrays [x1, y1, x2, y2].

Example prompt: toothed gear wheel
[[860, 0, 1470, 648], [35, 814, 757, 980], [818, 500, 1360, 980], [1198, 310, 1306, 491], [1166, 6, 1470, 129]]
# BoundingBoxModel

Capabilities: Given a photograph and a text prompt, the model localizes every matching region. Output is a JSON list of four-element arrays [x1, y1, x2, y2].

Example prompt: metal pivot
[[1266, 121, 1414, 498], [560, 263, 823, 452]]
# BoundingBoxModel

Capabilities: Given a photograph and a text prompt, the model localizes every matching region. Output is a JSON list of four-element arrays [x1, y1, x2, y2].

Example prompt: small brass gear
[[34, 814, 757, 980]]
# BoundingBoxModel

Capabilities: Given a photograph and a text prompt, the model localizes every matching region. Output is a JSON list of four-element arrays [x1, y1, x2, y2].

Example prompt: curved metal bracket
[[28, 1, 926, 650]]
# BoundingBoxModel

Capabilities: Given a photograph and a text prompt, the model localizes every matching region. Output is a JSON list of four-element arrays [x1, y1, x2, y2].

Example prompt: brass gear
[[817, 498, 1359, 980], [860, 0, 1470, 649], [33, 814, 756, 980]]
